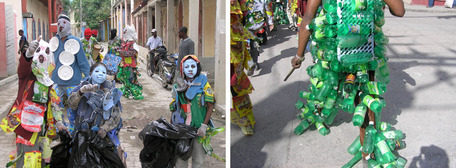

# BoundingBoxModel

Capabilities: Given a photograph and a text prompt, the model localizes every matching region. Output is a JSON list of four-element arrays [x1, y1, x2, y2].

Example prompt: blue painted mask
[[91, 65, 107, 85]]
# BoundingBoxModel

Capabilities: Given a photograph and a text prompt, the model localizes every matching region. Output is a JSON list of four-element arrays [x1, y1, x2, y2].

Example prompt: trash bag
[[139, 117, 197, 168], [68, 129, 125, 168], [50, 131, 72, 168]]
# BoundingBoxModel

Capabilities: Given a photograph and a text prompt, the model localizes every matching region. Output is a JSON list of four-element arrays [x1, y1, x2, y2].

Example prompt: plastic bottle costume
[[169, 55, 224, 167], [116, 25, 144, 100], [293, 0, 407, 167], [81, 28, 101, 66], [230, 0, 256, 136], [1, 39, 65, 167], [67, 63, 126, 167]]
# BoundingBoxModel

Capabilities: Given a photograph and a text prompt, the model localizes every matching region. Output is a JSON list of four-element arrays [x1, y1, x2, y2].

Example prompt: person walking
[[177, 27, 195, 71], [18, 29, 29, 59], [146, 29, 163, 73]]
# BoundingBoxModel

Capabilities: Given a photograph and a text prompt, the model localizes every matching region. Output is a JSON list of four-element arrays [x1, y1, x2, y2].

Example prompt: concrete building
[[110, 0, 226, 112], [0, 0, 63, 77]]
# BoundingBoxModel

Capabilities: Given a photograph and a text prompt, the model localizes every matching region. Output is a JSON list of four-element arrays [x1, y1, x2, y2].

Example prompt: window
[[32, 19, 36, 40]]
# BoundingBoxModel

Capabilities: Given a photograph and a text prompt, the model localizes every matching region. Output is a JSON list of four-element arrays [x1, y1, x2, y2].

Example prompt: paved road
[[0, 44, 226, 167], [230, 8, 456, 168]]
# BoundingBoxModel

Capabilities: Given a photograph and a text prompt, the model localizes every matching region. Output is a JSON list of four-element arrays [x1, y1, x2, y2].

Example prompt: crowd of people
[[2, 11, 218, 168]]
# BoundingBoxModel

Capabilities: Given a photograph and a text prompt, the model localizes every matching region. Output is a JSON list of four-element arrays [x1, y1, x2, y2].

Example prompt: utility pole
[[80, 0, 83, 37]]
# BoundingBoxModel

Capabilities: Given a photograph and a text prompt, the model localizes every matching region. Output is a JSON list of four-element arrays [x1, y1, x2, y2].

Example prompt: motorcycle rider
[[146, 29, 163, 74]]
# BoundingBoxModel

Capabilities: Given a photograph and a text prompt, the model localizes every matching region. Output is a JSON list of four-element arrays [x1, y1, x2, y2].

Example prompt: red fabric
[[84, 28, 92, 36], [92, 29, 98, 36], [297, 0, 307, 16], [15, 56, 35, 107]]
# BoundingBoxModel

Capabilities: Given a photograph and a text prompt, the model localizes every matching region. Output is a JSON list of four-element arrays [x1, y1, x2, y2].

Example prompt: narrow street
[[0, 44, 226, 167], [231, 8, 456, 168]]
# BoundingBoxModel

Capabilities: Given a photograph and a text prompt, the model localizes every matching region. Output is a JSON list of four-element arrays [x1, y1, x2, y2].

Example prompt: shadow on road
[[231, 80, 307, 168], [409, 145, 449, 168]]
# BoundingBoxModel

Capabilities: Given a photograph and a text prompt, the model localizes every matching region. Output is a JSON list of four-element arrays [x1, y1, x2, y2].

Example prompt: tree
[[69, 0, 111, 30]]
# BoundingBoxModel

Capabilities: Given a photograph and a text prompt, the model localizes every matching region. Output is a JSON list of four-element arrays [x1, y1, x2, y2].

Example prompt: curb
[[0, 74, 18, 88]]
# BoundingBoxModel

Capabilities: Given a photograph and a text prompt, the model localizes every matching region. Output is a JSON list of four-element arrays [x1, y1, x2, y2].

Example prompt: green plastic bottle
[[337, 24, 371, 35], [314, 82, 333, 102], [342, 150, 362, 168], [356, 64, 369, 84], [325, 108, 339, 125], [306, 15, 327, 30], [324, 93, 337, 110], [337, 35, 369, 48], [297, 106, 310, 120], [324, 25, 337, 38], [350, 0, 367, 11], [393, 157, 407, 168], [367, 58, 379, 71], [340, 52, 373, 67], [387, 140, 406, 151], [295, 100, 305, 109], [374, 32, 389, 45], [325, 13, 338, 25], [374, 132, 397, 163], [315, 121, 330, 136], [322, 0, 337, 13], [381, 130, 404, 140], [352, 104, 367, 126], [361, 81, 387, 95], [342, 89, 357, 113], [360, 92, 383, 113], [362, 121, 377, 154], [317, 48, 337, 61], [330, 60, 342, 72], [341, 11, 373, 23], [347, 136, 362, 155], [294, 113, 317, 135], [310, 78, 324, 88], [368, 159, 381, 168], [374, 9, 385, 26], [313, 29, 326, 41], [374, 45, 387, 57], [299, 91, 316, 100], [344, 74, 356, 93], [374, 25, 382, 34], [376, 121, 391, 131]]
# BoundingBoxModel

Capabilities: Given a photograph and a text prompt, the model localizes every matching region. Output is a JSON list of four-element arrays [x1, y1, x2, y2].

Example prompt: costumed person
[[290, 0, 405, 166], [116, 25, 144, 100], [1, 37, 68, 167], [102, 29, 122, 80], [230, 0, 256, 136], [51, 12, 90, 133], [67, 62, 126, 167], [170, 55, 220, 168], [287, 0, 299, 30], [81, 28, 101, 66]]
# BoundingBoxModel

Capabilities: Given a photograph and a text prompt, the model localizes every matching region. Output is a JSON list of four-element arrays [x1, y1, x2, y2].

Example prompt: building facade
[[0, 0, 63, 77]]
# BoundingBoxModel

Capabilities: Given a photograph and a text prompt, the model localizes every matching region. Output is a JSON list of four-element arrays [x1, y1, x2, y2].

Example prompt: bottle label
[[352, 0, 367, 11], [348, 24, 361, 34], [382, 131, 396, 139], [379, 122, 388, 131], [368, 82, 380, 95], [321, 60, 330, 69], [325, 98, 336, 109], [345, 74, 355, 84], [354, 106, 366, 118], [377, 141, 390, 155], [314, 16, 326, 28], [316, 122, 325, 130], [363, 95, 375, 107]]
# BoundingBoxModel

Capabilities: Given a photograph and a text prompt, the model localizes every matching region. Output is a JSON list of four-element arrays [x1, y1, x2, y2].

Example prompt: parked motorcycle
[[146, 46, 178, 88]]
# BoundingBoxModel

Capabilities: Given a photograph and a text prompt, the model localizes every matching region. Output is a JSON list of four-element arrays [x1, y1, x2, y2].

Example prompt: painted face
[[57, 18, 71, 38], [183, 59, 197, 79], [91, 65, 107, 85], [32, 40, 54, 86]]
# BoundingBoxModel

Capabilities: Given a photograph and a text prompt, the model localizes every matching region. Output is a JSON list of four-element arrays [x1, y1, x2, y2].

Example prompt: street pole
[[80, 0, 83, 37]]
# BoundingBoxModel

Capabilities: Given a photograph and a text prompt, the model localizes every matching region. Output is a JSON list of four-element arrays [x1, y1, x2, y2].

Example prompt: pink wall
[[0, 2, 7, 77]]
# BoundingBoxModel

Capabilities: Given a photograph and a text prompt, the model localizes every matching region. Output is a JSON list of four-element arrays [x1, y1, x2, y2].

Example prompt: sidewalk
[[402, 3, 456, 13]]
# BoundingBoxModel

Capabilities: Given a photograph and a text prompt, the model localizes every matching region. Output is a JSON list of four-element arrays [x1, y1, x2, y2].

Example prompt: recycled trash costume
[[169, 55, 225, 167], [290, 0, 406, 166], [103, 29, 122, 77], [116, 25, 144, 100], [81, 28, 101, 66], [1, 38, 67, 167], [230, 0, 256, 136], [50, 13, 90, 134], [67, 62, 126, 167]]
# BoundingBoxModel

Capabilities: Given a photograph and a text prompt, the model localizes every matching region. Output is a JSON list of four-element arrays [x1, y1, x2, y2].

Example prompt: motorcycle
[[147, 46, 178, 88]]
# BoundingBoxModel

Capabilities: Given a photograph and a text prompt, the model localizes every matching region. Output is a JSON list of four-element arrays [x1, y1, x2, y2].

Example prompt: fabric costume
[[1, 40, 63, 167], [115, 26, 143, 100], [230, 0, 256, 135], [169, 56, 225, 167], [81, 28, 101, 66], [103, 29, 123, 76], [245, 0, 274, 32], [293, 0, 406, 166]]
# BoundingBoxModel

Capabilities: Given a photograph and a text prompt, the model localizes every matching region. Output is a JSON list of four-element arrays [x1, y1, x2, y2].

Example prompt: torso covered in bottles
[[117, 40, 138, 68]]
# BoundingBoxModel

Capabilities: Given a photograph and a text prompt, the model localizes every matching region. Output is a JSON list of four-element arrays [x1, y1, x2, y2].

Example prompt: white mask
[[32, 40, 54, 86], [183, 59, 197, 79], [123, 25, 137, 41], [57, 18, 71, 38]]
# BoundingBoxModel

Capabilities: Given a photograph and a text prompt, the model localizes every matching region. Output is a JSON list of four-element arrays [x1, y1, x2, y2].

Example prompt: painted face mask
[[57, 18, 71, 38], [32, 40, 54, 86], [123, 25, 137, 41], [183, 59, 198, 79], [91, 65, 107, 85]]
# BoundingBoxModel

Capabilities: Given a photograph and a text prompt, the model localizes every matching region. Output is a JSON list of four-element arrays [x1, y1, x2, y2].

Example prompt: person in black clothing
[[18, 29, 29, 60]]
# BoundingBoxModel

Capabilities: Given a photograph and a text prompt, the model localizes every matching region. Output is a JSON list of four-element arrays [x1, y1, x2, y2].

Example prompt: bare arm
[[384, 0, 405, 17], [292, 0, 322, 68], [204, 102, 214, 125]]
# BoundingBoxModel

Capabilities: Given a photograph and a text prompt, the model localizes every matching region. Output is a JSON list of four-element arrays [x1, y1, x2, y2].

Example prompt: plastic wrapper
[[50, 131, 72, 168], [138, 117, 197, 168]]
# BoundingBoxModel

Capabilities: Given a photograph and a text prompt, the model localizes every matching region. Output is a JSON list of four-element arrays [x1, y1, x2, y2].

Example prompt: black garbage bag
[[68, 129, 125, 168], [139, 117, 197, 168], [50, 131, 72, 168]]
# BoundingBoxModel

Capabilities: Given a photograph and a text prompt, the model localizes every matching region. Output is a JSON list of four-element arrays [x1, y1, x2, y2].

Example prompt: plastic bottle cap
[[364, 155, 371, 160], [369, 121, 374, 125], [305, 25, 310, 30]]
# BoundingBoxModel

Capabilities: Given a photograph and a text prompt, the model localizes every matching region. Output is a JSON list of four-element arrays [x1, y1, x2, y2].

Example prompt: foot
[[426, 5, 433, 8], [240, 125, 254, 136], [255, 63, 261, 70], [247, 65, 255, 76]]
